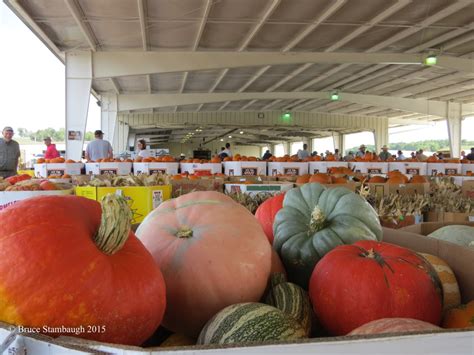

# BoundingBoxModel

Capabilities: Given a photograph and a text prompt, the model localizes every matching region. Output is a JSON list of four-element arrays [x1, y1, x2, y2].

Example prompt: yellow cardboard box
[[75, 185, 172, 223]]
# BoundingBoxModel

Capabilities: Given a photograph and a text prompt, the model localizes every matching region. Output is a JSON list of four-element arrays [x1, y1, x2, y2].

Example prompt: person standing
[[222, 142, 233, 158], [379, 145, 391, 161], [43, 137, 60, 159], [397, 150, 406, 160], [85, 130, 113, 161], [137, 139, 150, 158], [262, 150, 272, 160], [466, 147, 474, 161], [297, 143, 310, 160], [356, 144, 366, 158], [416, 149, 428, 161], [0, 126, 21, 178]]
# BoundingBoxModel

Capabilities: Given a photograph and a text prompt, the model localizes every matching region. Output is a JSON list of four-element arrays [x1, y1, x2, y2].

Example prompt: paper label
[[100, 168, 118, 175], [150, 169, 166, 175], [242, 167, 258, 176], [445, 168, 458, 175], [283, 167, 299, 176], [152, 190, 163, 209], [368, 168, 382, 174], [47, 169, 65, 176], [406, 168, 420, 175]]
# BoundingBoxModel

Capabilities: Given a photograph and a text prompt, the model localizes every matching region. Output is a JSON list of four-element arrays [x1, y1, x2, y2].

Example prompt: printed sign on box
[[267, 162, 309, 176], [223, 161, 267, 176]]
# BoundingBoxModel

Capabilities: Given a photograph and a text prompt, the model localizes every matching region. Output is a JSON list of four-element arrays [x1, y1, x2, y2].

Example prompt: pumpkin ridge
[[150, 200, 225, 215]]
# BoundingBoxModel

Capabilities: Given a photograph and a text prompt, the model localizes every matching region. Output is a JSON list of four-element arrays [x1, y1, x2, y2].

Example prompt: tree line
[[346, 139, 474, 154], [17, 128, 95, 142]]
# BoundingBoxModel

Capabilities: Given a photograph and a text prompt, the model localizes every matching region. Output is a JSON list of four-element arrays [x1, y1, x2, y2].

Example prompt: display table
[[309, 161, 348, 174], [349, 162, 388, 174], [388, 162, 427, 175], [223, 161, 267, 176], [180, 163, 222, 175], [85, 162, 133, 175], [267, 162, 309, 176], [133, 162, 179, 175], [34, 163, 83, 177]]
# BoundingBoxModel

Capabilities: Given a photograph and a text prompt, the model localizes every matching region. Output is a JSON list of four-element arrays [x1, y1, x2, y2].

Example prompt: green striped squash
[[197, 303, 307, 345], [265, 273, 312, 336]]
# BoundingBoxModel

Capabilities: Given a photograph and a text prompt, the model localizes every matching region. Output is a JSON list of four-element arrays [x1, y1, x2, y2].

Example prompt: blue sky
[[1, 2, 472, 143]]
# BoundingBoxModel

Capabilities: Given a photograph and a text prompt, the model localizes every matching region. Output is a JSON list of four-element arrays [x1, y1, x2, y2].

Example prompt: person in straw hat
[[379, 145, 391, 161]]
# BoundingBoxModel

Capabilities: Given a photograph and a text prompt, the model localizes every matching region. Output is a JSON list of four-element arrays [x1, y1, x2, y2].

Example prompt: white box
[[452, 175, 474, 186], [133, 162, 179, 175], [179, 163, 222, 174], [267, 162, 309, 176], [224, 181, 293, 195], [0, 189, 74, 212], [461, 163, 474, 176], [223, 161, 267, 176], [389, 162, 427, 175], [34, 163, 84, 177], [427, 163, 462, 176], [349, 162, 389, 174], [85, 162, 132, 175], [309, 161, 348, 174]]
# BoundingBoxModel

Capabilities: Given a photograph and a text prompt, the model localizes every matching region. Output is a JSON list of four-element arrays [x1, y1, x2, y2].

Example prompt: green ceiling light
[[282, 112, 292, 121], [330, 91, 340, 101], [424, 54, 437, 66]]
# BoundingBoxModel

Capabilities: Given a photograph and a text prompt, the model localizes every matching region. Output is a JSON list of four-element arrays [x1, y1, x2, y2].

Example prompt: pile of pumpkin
[[0, 184, 472, 349], [0, 174, 70, 191], [367, 171, 428, 184], [36, 158, 77, 164], [135, 156, 177, 163]]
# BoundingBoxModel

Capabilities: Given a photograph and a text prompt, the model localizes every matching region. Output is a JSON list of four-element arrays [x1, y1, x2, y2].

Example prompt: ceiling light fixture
[[228, 135, 232, 138], [330, 91, 340, 101], [424, 54, 437, 66], [220, 138, 224, 142], [239, 131, 244, 134]]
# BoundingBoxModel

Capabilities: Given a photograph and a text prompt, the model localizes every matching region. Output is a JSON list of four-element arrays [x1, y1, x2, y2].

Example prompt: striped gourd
[[419, 253, 461, 311], [197, 303, 307, 345], [265, 273, 312, 336]]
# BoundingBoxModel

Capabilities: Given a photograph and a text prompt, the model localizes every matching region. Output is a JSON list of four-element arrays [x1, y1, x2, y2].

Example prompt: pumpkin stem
[[309, 206, 328, 233], [94, 193, 132, 255], [176, 226, 193, 238]]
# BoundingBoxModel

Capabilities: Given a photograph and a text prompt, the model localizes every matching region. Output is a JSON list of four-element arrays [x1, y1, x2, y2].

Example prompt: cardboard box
[[34, 163, 84, 177], [425, 212, 473, 223], [224, 181, 293, 195], [223, 161, 267, 176], [461, 180, 474, 199], [294, 182, 359, 192], [388, 162, 427, 175], [133, 162, 179, 175], [0, 189, 74, 212], [368, 182, 430, 197], [267, 162, 309, 176], [75, 185, 171, 223], [225, 176, 272, 183], [170, 177, 224, 197], [427, 163, 462, 176], [389, 223, 474, 303], [349, 162, 388, 174], [461, 163, 474, 176], [179, 163, 222, 174], [308, 161, 348, 174], [85, 162, 132, 175]]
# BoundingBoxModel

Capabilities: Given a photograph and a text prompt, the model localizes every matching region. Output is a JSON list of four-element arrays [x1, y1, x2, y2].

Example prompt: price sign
[[406, 168, 420, 175], [445, 168, 458, 175], [368, 168, 382, 174], [150, 169, 166, 175], [313, 169, 320, 174], [228, 169, 235, 176], [242, 167, 258, 176], [271, 169, 278, 176], [152, 190, 163, 209], [100, 169, 118, 175], [47, 169, 65, 176], [283, 167, 299, 176]]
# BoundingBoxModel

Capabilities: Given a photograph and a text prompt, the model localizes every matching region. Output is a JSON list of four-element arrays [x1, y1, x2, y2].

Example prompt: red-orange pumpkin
[[349, 318, 441, 335], [0, 195, 166, 345], [309, 241, 443, 335], [136, 191, 272, 338], [255, 193, 286, 244]]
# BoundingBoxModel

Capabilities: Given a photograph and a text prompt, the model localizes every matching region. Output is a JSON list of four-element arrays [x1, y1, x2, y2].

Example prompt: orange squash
[[309, 173, 332, 184], [36, 158, 46, 164], [387, 175, 408, 184], [331, 176, 347, 184], [442, 301, 474, 329], [296, 174, 310, 184], [411, 175, 428, 183], [368, 176, 386, 183]]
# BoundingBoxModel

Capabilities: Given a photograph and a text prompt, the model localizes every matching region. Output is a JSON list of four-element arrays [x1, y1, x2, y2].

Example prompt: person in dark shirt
[[0, 126, 20, 178], [262, 150, 272, 160], [466, 147, 474, 160]]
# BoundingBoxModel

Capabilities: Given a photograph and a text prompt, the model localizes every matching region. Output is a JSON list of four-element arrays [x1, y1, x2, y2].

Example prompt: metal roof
[[5, 0, 474, 145]]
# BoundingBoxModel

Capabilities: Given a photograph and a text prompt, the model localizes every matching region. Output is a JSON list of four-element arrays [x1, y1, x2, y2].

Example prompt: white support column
[[332, 133, 344, 154], [120, 123, 130, 154], [65, 52, 92, 160], [308, 138, 314, 154], [447, 101, 462, 158], [100, 94, 118, 156], [128, 132, 136, 152], [373, 117, 389, 154], [283, 142, 291, 156]]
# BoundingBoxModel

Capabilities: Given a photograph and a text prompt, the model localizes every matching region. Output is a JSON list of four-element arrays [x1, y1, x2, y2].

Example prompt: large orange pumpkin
[[411, 175, 428, 184], [136, 191, 273, 338], [0, 195, 166, 345], [309, 173, 331, 184], [368, 176, 386, 183]]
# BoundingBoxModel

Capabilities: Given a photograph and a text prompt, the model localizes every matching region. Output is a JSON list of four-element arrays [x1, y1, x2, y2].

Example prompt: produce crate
[[427, 163, 462, 176], [348, 162, 388, 174], [308, 161, 348, 174], [462, 180, 474, 199], [224, 181, 293, 196], [179, 163, 222, 175], [294, 182, 360, 192], [388, 162, 427, 175], [75, 185, 171, 223], [368, 182, 430, 197], [85, 162, 132, 175], [424, 212, 473, 223], [170, 177, 225, 197], [223, 161, 267, 176], [0, 189, 74, 212], [461, 163, 474, 176], [34, 163, 84, 177], [133, 162, 179, 175], [267, 162, 309, 176]]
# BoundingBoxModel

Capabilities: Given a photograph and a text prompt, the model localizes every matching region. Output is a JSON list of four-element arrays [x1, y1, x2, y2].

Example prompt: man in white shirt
[[85, 130, 113, 161], [222, 143, 233, 158], [297, 144, 310, 160], [397, 150, 406, 160]]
